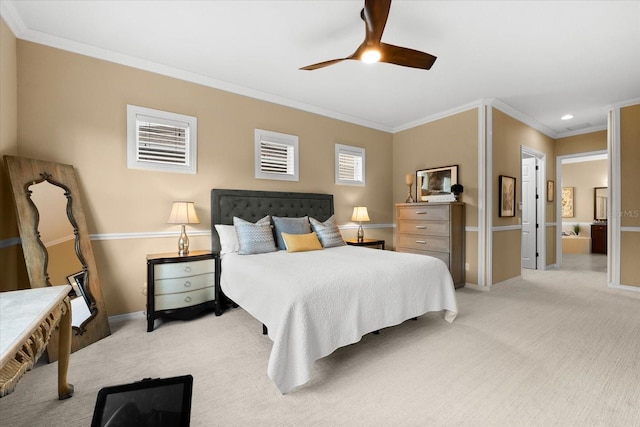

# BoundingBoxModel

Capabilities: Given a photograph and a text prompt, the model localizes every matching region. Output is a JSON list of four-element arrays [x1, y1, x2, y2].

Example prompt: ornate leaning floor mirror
[[4, 156, 111, 362]]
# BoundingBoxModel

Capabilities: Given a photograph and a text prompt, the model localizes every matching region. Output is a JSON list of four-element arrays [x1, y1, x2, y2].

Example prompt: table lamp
[[351, 206, 370, 243], [405, 173, 415, 203], [167, 201, 200, 255]]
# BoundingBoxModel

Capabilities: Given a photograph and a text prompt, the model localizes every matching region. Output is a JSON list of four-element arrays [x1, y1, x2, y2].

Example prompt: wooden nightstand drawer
[[154, 272, 215, 295], [155, 286, 215, 311], [155, 259, 214, 279], [396, 220, 450, 236], [397, 234, 450, 252], [397, 204, 450, 221]]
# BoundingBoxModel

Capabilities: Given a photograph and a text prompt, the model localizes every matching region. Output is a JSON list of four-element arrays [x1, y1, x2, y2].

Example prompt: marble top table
[[0, 285, 74, 399]]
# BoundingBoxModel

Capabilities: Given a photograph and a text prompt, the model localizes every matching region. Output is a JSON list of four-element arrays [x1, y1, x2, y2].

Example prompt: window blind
[[136, 115, 190, 166], [259, 140, 294, 175]]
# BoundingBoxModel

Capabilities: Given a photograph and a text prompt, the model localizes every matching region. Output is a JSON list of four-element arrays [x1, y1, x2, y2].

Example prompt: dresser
[[146, 250, 220, 332], [395, 202, 465, 288], [591, 223, 607, 254]]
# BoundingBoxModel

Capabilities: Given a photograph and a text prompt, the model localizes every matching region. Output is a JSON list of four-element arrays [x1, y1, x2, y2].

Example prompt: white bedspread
[[220, 245, 458, 393]]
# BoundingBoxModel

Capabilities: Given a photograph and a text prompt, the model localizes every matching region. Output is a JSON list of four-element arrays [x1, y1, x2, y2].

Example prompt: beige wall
[[491, 108, 556, 283], [392, 108, 479, 284], [14, 41, 393, 315], [0, 18, 28, 292], [619, 104, 640, 287], [554, 130, 607, 156], [561, 159, 607, 233]]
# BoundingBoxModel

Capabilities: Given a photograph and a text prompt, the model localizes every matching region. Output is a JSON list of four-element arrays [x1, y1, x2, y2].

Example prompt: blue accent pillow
[[272, 216, 311, 250], [233, 215, 277, 255], [310, 215, 345, 248]]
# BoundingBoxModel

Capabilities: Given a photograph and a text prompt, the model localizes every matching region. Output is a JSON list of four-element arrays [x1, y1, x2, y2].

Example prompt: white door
[[522, 157, 537, 269]]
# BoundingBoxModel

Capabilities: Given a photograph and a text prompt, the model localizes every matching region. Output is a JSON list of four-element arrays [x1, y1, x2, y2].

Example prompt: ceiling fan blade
[[299, 58, 348, 71], [362, 0, 391, 44], [379, 42, 437, 70]]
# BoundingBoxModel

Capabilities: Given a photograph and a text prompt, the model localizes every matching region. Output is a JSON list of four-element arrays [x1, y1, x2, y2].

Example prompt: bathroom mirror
[[594, 187, 607, 221], [4, 155, 111, 362]]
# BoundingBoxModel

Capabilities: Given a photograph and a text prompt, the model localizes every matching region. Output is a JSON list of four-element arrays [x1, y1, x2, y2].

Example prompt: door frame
[[521, 146, 547, 270]]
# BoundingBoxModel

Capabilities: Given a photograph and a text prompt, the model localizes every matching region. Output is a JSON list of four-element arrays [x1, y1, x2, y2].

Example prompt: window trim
[[254, 129, 299, 181], [127, 105, 197, 174], [335, 143, 365, 186]]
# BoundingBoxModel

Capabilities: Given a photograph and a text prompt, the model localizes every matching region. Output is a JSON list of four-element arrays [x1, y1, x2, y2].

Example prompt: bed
[[211, 189, 458, 394]]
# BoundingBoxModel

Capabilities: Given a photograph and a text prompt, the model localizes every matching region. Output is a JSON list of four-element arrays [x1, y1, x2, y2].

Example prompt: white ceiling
[[2, 0, 639, 137]]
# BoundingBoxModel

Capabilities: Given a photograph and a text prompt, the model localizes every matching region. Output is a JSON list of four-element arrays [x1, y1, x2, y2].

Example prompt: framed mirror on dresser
[[3, 156, 111, 361]]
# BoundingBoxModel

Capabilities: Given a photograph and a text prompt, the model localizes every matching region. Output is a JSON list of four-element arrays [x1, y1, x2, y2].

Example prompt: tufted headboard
[[210, 189, 334, 253]]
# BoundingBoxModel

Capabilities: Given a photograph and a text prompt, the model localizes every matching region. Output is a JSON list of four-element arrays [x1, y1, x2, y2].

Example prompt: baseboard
[[462, 282, 491, 292], [108, 311, 145, 325], [608, 283, 640, 293]]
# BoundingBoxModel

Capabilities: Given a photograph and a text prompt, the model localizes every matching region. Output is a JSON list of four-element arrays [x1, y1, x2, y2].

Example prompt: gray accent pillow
[[233, 215, 277, 255], [309, 215, 345, 248], [272, 216, 311, 250]]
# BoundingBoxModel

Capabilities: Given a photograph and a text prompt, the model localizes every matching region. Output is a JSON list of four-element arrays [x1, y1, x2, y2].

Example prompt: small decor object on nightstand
[[351, 206, 370, 243], [405, 173, 415, 203], [167, 201, 200, 255]]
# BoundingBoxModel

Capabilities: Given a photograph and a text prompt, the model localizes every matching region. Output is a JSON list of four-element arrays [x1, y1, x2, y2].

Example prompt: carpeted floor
[[1, 254, 638, 426]]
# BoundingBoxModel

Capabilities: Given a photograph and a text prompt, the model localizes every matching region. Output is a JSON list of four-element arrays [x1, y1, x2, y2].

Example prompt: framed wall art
[[547, 180, 554, 202], [499, 175, 516, 217], [562, 187, 574, 218], [416, 165, 458, 202]]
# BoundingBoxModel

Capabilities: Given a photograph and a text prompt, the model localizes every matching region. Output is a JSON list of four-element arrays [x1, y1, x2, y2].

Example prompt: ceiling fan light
[[361, 49, 381, 64]]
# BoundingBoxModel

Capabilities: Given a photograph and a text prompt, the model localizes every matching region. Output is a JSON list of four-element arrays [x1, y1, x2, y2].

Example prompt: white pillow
[[214, 224, 239, 255]]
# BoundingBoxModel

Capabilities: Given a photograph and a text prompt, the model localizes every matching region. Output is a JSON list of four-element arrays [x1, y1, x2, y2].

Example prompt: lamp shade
[[167, 201, 200, 225], [351, 206, 370, 222]]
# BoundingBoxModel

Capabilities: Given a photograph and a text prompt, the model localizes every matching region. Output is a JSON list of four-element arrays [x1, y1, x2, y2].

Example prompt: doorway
[[555, 151, 608, 272], [521, 146, 546, 270]]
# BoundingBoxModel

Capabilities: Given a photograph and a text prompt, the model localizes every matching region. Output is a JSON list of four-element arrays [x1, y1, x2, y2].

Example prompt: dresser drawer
[[396, 220, 450, 237], [155, 286, 215, 311], [397, 247, 450, 267], [154, 259, 214, 279], [397, 234, 450, 252], [154, 272, 215, 295], [397, 204, 450, 221]]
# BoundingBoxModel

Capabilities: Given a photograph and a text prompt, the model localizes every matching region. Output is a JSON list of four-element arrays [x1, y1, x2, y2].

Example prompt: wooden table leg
[[57, 297, 74, 400]]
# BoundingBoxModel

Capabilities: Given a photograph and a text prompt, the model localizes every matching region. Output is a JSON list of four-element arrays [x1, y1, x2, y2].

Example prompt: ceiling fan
[[300, 0, 437, 71]]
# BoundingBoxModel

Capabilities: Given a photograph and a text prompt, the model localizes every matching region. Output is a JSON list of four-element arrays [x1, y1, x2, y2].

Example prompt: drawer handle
[[415, 211, 428, 215], [184, 281, 192, 288], [184, 296, 192, 303], [184, 266, 192, 273], [415, 225, 427, 229], [415, 240, 427, 244]]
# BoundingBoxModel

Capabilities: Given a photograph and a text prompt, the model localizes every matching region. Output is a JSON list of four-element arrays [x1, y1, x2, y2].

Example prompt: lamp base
[[177, 224, 190, 255], [357, 224, 364, 243], [405, 184, 415, 203]]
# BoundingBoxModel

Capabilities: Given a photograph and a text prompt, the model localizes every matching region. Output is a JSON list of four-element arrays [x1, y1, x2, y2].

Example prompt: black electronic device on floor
[[91, 375, 193, 427]]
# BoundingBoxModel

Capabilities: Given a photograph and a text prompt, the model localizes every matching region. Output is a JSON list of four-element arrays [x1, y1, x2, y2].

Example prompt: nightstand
[[146, 250, 220, 332], [345, 238, 385, 250]]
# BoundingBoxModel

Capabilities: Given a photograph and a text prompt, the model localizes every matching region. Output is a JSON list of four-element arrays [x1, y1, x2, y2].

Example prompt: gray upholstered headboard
[[210, 189, 334, 253]]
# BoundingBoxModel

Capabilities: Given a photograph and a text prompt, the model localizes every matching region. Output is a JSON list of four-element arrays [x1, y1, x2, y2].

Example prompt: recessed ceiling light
[[561, 114, 574, 120]]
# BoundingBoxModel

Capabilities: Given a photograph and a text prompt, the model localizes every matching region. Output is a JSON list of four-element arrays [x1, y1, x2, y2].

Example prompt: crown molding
[[393, 100, 482, 133]]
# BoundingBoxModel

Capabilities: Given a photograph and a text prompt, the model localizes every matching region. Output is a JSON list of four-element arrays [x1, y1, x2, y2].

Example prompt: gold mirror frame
[[4, 156, 110, 361]]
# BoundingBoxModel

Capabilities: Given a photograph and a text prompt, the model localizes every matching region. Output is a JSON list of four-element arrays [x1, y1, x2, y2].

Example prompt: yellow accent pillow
[[282, 232, 323, 253]]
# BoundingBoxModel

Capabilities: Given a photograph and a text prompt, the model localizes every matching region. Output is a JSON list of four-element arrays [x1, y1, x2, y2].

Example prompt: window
[[335, 143, 365, 185], [127, 105, 197, 174], [254, 129, 299, 181]]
